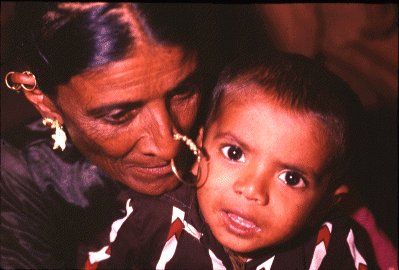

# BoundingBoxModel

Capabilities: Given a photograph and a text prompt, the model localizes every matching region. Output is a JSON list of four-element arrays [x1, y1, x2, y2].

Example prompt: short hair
[[207, 52, 364, 185]]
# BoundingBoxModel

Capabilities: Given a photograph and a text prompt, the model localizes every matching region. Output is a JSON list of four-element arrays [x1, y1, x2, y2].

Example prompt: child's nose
[[232, 169, 269, 205]]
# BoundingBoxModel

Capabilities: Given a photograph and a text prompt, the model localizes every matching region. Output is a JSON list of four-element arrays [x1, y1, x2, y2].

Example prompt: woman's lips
[[128, 162, 174, 179], [222, 210, 261, 236]]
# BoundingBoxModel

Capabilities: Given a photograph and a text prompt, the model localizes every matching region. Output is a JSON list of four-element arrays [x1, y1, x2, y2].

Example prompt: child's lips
[[221, 210, 261, 235]]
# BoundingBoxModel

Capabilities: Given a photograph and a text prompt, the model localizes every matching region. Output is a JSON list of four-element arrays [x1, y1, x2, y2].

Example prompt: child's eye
[[278, 171, 306, 188], [221, 145, 245, 162]]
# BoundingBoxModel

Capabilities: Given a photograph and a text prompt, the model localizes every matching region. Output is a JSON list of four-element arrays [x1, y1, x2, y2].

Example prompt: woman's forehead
[[80, 43, 195, 83], [60, 44, 197, 106]]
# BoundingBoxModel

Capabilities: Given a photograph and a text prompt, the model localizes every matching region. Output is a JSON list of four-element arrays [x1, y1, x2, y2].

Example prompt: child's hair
[[206, 52, 364, 187]]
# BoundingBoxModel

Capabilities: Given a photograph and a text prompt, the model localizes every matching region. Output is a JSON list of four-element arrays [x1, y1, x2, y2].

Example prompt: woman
[[1, 3, 270, 269]]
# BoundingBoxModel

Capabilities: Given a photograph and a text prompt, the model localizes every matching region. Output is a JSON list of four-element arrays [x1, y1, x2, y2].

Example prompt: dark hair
[[10, 3, 255, 98], [11, 3, 130, 95], [207, 52, 364, 184]]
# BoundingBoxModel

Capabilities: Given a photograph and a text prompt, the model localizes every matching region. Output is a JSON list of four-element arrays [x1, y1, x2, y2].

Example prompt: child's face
[[197, 85, 341, 254]]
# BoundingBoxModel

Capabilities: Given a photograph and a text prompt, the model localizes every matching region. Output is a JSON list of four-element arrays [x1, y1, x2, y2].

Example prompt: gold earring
[[42, 118, 67, 151], [5, 72, 21, 91], [4, 71, 37, 92]]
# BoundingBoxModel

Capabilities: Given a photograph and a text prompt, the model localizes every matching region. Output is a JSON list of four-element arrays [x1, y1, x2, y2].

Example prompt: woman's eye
[[278, 171, 306, 188], [221, 145, 245, 162], [170, 88, 198, 102], [103, 109, 133, 125]]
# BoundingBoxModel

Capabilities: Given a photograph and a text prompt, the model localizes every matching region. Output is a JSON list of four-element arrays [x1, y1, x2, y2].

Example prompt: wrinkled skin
[[53, 42, 200, 195]]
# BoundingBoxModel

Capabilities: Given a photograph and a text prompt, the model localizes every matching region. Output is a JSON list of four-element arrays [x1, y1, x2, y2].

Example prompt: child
[[84, 52, 378, 270]]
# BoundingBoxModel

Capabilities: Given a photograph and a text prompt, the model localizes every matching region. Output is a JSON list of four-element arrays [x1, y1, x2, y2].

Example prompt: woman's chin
[[121, 173, 180, 195]]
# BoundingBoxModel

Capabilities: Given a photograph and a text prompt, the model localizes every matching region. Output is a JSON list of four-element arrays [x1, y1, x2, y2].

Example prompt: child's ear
[[23, 88, 64, 124], [332, 184, 349, 205], [196, 127, 204, 148], [191, 159, 199, 175]]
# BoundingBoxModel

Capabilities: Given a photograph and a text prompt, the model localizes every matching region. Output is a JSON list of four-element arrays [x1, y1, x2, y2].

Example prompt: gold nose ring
[[171, 131, 203, 185], [173, 132, 202, 162]]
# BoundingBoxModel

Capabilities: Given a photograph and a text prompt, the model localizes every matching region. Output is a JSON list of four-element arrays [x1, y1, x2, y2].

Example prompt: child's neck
[[224, 247, 247, 270]]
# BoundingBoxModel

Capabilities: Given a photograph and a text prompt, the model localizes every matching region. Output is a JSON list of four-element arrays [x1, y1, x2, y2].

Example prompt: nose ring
[[170, 131, 202, 185], [172, 132, 202, 162]]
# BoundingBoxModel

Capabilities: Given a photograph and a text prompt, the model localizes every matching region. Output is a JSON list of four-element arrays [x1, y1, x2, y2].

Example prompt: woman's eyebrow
[[169, 71, 201, 92], [86, 72, 200, 116], [87, 101, 143, 116]]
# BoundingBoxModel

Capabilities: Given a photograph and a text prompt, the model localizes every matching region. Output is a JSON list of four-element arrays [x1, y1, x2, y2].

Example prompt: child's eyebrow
[[213, 131, 251, 151], [280, 162, 314, 177], [213, 131, 325, 182]]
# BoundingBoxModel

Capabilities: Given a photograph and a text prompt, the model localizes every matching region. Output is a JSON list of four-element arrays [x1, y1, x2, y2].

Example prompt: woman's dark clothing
[[1, 119, 126, 269]]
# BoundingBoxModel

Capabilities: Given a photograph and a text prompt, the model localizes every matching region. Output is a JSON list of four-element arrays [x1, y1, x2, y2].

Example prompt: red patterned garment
[[83, 184, 378, 270]]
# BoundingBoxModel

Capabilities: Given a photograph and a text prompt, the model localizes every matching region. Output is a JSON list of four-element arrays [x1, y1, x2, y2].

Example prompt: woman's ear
[[332, 184, 349, 205], [23, 88, 64, 125]]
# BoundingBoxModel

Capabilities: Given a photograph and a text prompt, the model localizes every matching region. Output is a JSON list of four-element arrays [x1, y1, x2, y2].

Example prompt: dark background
[[1, 3, 397, 246]]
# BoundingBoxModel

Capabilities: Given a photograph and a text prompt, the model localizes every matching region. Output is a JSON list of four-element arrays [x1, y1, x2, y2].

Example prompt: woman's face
[[197, 86, 336, 254], [56, 42, 200, 195]]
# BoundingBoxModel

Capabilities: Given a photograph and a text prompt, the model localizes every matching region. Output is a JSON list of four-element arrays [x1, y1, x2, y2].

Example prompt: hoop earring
[[4, 71, 37, 92], [173, 133, 202, 162], [171, 132, 203, 186], [170, 158, 185, 183], [42, 118, 67, 151]]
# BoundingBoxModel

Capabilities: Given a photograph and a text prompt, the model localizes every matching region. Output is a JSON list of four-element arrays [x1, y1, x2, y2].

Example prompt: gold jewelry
[[170, 158, 185, 183], [173, 132, 201, 162], [171, 131, 203, 185], [5, 72, 21, 91], [42, 118, 67, 151], [4, 71, 37, 92]]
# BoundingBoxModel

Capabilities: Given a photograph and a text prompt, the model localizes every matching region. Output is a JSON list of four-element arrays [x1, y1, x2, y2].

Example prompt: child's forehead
[[210, 91, 338, 183], [221, 81, 281, 110], [223, 80, 268, 99], [218, 83, 337, 147]]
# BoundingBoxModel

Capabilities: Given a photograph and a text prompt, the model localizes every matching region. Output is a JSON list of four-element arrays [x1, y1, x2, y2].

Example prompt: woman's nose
[[143, 100, 179, 160], [232, 168, 269, 205]]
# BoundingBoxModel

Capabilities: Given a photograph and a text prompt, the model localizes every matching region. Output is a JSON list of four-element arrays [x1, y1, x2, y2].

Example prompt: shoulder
[[121, 184, 197, 223], [114, 185, 199, 243], [100, 186, 206, 269], [1, 138, 30, 181], [317, 212, 379, 269], [124, 184, 197, 215], [1, 119, 118, 207]]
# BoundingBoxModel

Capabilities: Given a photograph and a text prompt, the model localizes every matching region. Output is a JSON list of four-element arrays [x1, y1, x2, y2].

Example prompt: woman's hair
[[10, 3, 252, 97], [207, 52, 365, 184]]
